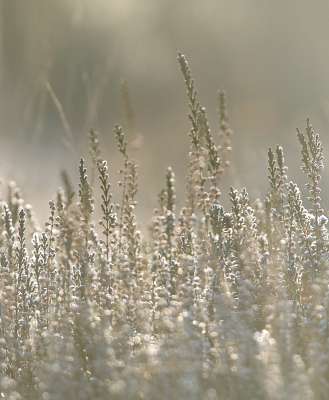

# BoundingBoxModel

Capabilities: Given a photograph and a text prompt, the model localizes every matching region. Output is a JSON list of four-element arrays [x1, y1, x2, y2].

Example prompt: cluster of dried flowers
[[0, 55, 327, 400]]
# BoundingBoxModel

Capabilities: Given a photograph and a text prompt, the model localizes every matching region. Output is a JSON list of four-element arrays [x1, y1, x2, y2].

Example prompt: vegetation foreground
[[0, 54, 327, 399]]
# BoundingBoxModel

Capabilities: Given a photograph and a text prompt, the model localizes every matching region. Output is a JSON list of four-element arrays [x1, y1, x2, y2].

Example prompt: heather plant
[[1, 53, 329, 400]]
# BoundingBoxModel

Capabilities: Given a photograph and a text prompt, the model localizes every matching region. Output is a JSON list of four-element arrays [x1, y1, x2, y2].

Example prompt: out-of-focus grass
[[2, 1, 329, 226]]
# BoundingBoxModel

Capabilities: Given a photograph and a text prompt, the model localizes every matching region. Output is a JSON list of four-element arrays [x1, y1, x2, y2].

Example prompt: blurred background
[[1, 0, 329, 229]]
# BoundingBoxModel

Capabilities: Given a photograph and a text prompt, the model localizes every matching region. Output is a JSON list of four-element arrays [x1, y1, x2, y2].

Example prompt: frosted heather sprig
[[178, 52, 201, 147], [78, 158, 94, 220], [97, 158, 117, 260], [88, 127, 101, 188]]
